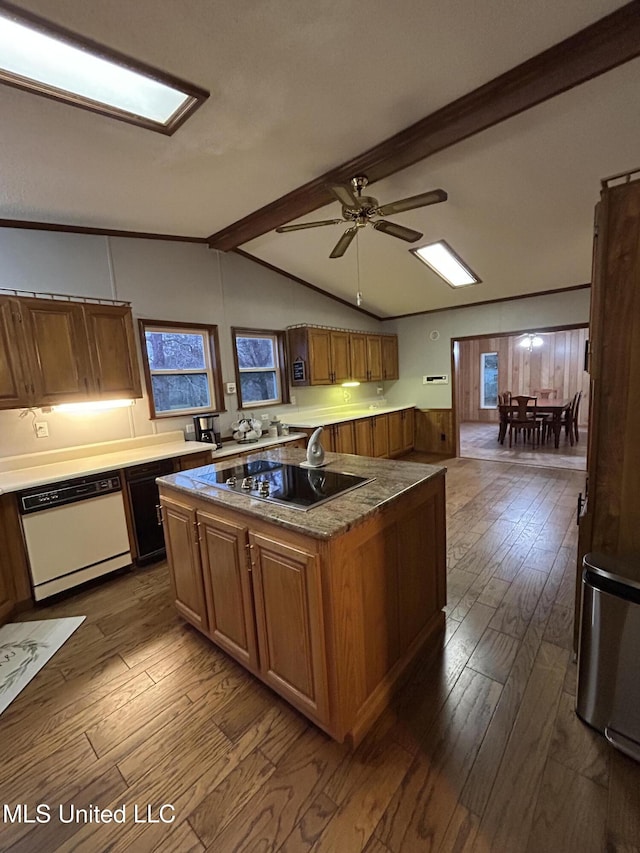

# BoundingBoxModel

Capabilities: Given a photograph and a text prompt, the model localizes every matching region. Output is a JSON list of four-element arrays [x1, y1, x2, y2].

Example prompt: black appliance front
[[194, 459, 373, 510], [125, 459, 175, 563]]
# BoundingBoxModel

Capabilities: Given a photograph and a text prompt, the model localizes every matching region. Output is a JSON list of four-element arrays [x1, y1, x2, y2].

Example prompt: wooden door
[[19, 298, 94, 404], [354, 417, 373, 456], [388, 411, 404, 457], [160, 495, 208, 632], [349, 333, 368, 382], [84, 304, 142, 399], [366, 335, 383, 382], [402, 408, 415, 452], [308, 328, 332, 385], [381, 335, 399, 380], [372, 413, 389, 457], [250, 531, 329, 723], [198, 510, 259, 671], [0, 297, 31, 410], [334, 420, 355, 454], [330, 331, 351, 383]]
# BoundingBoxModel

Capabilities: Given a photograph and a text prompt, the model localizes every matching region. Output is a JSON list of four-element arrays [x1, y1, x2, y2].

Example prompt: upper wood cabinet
[[84, 304, 142, 399], [289, 325, 397, 386], [381, 335, 399, 381], [0, 297, 30, 409], [0, 295, 142, 410]]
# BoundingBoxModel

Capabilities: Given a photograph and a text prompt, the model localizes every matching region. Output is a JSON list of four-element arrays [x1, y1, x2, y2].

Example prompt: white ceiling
[[0, 0, 634, 317]]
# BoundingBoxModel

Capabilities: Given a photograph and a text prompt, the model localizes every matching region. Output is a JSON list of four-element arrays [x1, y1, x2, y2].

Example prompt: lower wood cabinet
[[249, 531, 329, 722], [159, 468, 446, 744], [175, 450, 213, 471], [355, 414, 389, 457], [388, 411, 404, 457], [198, 509, 259, 671], [161, 495, 208, 633], [402, 407, 415, 453]]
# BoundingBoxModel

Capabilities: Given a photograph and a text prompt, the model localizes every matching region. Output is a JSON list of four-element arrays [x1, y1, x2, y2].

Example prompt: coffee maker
[[193, 413, 221, 446]]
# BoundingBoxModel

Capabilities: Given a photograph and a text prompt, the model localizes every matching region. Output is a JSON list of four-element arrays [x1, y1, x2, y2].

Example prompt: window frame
[[231, 327, 290, 409], [480, 351, 499, 409], [138, 318, 225, 419]]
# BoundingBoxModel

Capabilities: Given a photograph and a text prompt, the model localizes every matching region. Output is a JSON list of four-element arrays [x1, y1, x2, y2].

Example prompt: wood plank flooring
[[1, 455, 638, 853], [459, 421, 587, 471]]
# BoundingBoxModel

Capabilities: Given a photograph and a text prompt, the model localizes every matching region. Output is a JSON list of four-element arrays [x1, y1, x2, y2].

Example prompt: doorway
[[451, 324, 588, 470]]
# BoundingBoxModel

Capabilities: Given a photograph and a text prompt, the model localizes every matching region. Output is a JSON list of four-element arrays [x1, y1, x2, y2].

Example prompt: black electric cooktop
[[191, 459, 374, 511]]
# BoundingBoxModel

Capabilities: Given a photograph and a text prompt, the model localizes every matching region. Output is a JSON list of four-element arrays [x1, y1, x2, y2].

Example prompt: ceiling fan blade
[[372, 220, 423, 243], [377, 189, 447, 216], [276, 218, 343, 233], [329, 227, 358, 258], [330, 183, 360, 208]]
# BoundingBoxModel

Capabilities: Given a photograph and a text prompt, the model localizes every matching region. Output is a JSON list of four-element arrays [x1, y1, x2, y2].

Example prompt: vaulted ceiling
[[1, 0, 639, 318]]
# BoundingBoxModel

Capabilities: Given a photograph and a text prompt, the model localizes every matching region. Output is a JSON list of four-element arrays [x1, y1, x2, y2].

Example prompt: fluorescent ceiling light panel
[[411, 241, 481, 288], [0, 3, 208, 133]]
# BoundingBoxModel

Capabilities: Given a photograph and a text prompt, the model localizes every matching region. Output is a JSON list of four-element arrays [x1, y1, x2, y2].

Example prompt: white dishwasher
[[18, 471, 132, 601]]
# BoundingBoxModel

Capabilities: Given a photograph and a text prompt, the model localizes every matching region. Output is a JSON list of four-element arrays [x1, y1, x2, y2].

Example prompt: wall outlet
[[261, 413, 270, 421], [34, 421, 49, 438], [225, 382, 236, 394]]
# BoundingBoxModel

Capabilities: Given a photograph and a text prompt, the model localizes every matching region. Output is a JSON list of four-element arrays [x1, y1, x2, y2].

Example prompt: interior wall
[[0, 228, 384, 459], [383, 288, 591, 410], [458, 328, 589, 424]]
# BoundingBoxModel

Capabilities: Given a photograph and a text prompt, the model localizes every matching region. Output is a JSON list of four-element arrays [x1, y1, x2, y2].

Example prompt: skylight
[[0, 4, 208, 134], [411, 241, 481, 288]]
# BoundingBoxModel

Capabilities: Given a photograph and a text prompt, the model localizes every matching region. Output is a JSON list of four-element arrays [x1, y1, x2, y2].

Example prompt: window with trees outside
[[139, 319, 223, 418], [480, 351, 499, 409], [232, 328, 289, 408]]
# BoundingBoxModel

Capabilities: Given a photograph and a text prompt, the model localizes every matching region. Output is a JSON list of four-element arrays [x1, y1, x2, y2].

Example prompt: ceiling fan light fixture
[[410, 240, 481, 288]]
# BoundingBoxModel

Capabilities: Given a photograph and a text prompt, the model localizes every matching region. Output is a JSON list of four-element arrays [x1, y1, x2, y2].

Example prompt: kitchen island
[[157, 447, 446, 745]]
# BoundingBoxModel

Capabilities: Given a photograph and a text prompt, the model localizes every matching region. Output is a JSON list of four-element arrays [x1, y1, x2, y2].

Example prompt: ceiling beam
[[208, 2, 640, 251]]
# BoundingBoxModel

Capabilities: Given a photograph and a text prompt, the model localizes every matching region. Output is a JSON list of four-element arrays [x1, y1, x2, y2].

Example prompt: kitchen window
[[480, 351, 499, 409], [139, 319, 224, 418], [232, 328, 289, 408]]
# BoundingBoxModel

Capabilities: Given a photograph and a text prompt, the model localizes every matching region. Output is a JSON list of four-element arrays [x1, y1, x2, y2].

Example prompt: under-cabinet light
[[341, 381, 361, 387], [410, 240, 481, 288], [52, 399, 135, 414], [0, 3, 208, 133]]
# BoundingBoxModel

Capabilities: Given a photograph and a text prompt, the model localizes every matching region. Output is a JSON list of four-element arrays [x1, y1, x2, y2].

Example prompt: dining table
[[499, 399, 571, 448]]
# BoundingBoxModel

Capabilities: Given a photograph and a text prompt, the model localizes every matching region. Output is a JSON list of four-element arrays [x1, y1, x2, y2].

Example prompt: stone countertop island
[[158, 448, 447, 745]]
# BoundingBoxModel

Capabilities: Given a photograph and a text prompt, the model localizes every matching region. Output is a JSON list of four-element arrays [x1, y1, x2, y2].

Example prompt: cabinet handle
[[84, 377, 89, 391], [193, 520, 199, 545], [24, 382, 29, 394], [156, 504, 163, 526], [577, 492, 584, 525]]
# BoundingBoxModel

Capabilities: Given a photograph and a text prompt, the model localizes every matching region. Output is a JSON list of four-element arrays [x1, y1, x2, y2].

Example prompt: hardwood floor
[[459, 421, 587, 471], [2, 455, 638, 853]]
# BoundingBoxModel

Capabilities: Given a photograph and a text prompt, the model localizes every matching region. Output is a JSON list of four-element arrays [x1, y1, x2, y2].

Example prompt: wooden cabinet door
[[0, 297, 31, 410], [160, 495, 208, 632], [19, 298, 94, 404], [402, 408, 415, 452], [198, 510, 259, 671], [330, 331, 351, 383], [349, 333, 368, 382], [388, 412, 404, 457], [372, 414, 389, 457], [308, 328, 332, 385], [381, 335, 399, 380], [354, 418, 373, 456], [84, 304, 142, 399], [176, 451, 213, 471], [334, 420, 355, 454], [250, 531, 329, 723], [366, 335, 383, 382]]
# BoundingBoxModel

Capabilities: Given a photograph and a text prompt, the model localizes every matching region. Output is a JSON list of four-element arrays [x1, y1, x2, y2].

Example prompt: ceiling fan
[[275, 176, 447, 258]]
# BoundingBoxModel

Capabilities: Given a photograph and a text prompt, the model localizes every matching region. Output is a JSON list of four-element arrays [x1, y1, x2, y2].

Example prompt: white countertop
[[0, 431, 306, 494], [286, 403, 415, 429]]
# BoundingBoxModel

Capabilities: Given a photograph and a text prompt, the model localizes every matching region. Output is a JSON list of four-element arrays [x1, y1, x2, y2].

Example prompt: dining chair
[[508, 395, 542, 447], [562, 391, 581, 446], [497, 391, 512, 444]]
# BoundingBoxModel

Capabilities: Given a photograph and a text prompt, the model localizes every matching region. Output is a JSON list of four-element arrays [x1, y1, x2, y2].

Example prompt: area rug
[[0, 617, 85, 715]]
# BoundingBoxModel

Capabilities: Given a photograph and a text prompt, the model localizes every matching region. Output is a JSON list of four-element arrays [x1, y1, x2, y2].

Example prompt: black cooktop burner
[[191, 458, 374, 511]]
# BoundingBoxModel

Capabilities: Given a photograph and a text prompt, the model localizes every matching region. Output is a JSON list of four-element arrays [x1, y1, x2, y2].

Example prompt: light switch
[[35, 421, 49, 438]]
